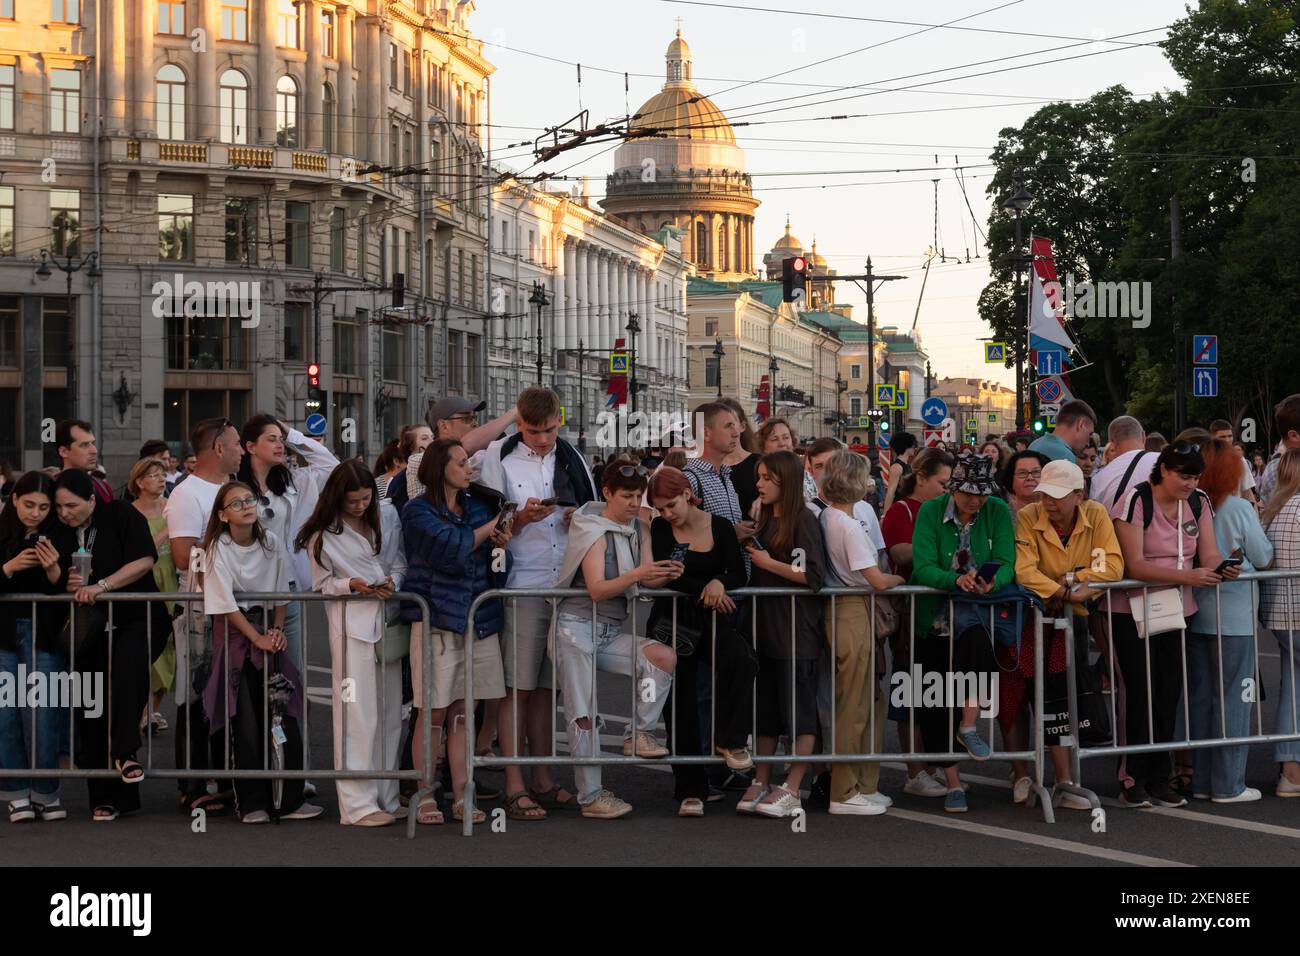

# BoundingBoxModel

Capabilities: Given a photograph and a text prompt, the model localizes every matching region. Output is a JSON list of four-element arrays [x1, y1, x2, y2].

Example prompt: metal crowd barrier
[[458, 584, 1055, 835], [1054, 569, 1300, 809], [0, 590, 436, 839]]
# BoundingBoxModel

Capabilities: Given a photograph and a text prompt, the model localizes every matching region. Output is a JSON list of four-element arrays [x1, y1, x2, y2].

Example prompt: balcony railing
[[160, 141, 208, 163], [292, 151, 327, 172], [229, 146, 274, 168]]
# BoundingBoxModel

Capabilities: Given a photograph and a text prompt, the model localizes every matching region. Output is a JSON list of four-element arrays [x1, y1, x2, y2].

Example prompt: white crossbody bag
[[1128, 499, 1188, 638]]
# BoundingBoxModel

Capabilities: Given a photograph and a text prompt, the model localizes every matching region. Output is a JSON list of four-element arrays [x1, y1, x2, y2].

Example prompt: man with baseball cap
[[397, 397, 516, 505]]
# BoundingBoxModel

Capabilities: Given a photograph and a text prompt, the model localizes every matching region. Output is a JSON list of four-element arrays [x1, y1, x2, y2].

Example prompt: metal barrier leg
[[1028, 610, 1055, 824], [1059, 612, 1100, 812]]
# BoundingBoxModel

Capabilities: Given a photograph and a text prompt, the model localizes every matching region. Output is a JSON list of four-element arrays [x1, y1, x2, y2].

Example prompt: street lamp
[[1000, 171, 1034, 430], [769, 355, 780, 413], [528, 281, 550, 386], [626, 312, 640, 415], [835, 372, 847, 441], [712, 337, 725, 399], [35, 247, 100, 420]]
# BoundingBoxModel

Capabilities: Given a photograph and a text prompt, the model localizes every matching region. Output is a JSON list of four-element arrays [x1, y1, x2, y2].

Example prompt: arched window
[[155, 64, 186, 141], [694, 219, 708, 268], [218, 69, 247, 144], [275, 75, 298, 147], [321, 82, 334, 152]]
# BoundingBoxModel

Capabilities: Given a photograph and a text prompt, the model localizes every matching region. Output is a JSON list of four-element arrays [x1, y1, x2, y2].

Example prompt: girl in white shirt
[[298, 461, 408, 827], [200, 481, 321, 824]]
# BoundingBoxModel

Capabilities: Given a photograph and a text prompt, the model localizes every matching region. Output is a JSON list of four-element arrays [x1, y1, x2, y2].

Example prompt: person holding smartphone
[[909, 452, 1016, 812], [646, 466, 753, 817], [1185, 439, 1272, 803], [0, 471, 71, 822], [298, 460, 408, 826]]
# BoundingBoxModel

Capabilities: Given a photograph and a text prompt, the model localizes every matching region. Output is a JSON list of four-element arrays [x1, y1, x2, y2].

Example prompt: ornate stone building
[[600, 30, 758, 281]]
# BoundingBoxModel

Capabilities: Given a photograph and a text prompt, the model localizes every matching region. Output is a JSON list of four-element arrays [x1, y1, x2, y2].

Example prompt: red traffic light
[[792, 256, 807, 273], [307, 362, 321, 377]]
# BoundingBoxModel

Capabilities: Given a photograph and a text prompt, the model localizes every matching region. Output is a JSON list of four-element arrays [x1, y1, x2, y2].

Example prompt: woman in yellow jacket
[[1008, 460, 1124, 807]]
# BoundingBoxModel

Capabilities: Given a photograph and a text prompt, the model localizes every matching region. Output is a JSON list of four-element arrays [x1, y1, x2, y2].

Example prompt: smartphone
[[976, 560, 1000, 584], [497, 502, 518, 533], [538, 497, 558, 507], [1214, 555, 1243, 575], [668, 542, 690, 564], [748, 536, 767, 552]]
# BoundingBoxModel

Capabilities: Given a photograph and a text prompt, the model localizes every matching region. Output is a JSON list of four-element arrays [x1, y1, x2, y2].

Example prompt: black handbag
[[56, 602, 106, 663], [1042, 646, 1113, 747], [650, 615, 701, 657]]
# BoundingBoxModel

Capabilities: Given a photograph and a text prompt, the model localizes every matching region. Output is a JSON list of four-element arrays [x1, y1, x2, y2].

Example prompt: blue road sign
[[920, 397, 948, 426], [1193, 334, 1218, 365], [1036, 378, 1062, 403], [1036, 349, 1063, 376], [984, 342, 1006, 363], [874, 383, 895, 405], [305, 413, 327, 436], [894, 388, 909, 410], [877, 431, 891, 449], [1193, 367, 1218, 398]]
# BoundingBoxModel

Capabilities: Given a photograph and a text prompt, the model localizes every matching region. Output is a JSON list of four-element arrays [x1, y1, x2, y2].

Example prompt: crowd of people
[[2, 388, 1300, 826]]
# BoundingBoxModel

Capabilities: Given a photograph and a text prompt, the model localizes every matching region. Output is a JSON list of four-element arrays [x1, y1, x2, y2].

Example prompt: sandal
[[181, 792, 229, 816], [452, 800, 486, 825], [529, 785, 578, 811], [503, 791, 547, 821], [8, 800, 35, 823], [115, 758, 144, 784], [92, 805, 120, 822], [1171, 766, 1195, 800], [678, 797, 705, 818], [415, 796, 444, 825]]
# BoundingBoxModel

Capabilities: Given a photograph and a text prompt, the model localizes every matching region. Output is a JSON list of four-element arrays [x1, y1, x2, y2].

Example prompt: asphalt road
[[4, 607, 1298, 867]]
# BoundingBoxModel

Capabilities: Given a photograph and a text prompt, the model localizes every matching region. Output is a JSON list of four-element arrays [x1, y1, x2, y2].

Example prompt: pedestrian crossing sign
[[610, 353, 630, 374], [893, 388, 909, 410], [875, 383, 895, 405]]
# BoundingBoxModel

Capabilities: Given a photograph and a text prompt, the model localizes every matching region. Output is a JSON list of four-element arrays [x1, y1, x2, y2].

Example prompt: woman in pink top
[[1109, 442, 1237, 809]]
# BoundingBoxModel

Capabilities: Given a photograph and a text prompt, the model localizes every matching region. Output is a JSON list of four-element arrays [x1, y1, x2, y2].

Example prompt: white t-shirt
[[807, 499, 886, 554], [1237, 457, 1256, 497], [1089, 450, 1159, 509], [164, 473, 223, 590], [203, 531, 289, 615], [820, 505, 879, 587]]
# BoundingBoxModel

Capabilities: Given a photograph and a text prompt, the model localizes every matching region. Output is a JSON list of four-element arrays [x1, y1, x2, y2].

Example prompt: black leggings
[[664, 622, 757, 800], [915, 626, 998, 768], [78, 619, 157, 811], [230, 660, 305, 816], [1111, 613, 1183, 789]]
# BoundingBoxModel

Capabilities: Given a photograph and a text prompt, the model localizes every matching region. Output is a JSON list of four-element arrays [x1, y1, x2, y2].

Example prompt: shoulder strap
[[1114, 452, 1145, 506]]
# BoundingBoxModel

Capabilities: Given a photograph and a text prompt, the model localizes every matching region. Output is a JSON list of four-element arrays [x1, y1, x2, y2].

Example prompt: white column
[[597, 253, 610, 346], [642, 270, 656, 372], [304, 0, 323, 149], [137, 0, 159, 136], [585, 246, 599, 348], [336, 5, 355, 155], [563, 240, 578, 349], [365, 18, 386, 164], [617, 260, 629, 342], [258, 0, 277, 144], [105, 0, 126, 134]]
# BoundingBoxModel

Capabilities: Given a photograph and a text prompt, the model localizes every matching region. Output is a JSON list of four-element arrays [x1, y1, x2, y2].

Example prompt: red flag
[[755, 374, 770, 421], [605, 337, 628, 407]]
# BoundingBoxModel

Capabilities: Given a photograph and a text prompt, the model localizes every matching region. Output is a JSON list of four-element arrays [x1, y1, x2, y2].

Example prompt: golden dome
[[771, 217, 804, 254], [667, 30, 691, 60], [630, 87, 737, 144], [809, 237, 828, 269]]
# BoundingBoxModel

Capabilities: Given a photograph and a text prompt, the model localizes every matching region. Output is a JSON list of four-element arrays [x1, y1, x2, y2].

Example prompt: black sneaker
[[1147, 784, 1187, 808], [1121, 784, 1153, 808], [807, 771, 832, 811], [705, 785, 726, 803]]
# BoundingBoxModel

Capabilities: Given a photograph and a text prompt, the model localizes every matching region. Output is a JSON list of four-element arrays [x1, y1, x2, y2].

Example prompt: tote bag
[[1128, 499, 1188, 639]]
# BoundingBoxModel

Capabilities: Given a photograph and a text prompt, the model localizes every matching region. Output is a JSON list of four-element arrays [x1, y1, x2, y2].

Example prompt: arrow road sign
[[1193, 334, 1218, 365], [304, 413, 327, 436], [1036, 349, 1063, 376], [1193, 367, 1219, 398], [920, 397, 948, 426]]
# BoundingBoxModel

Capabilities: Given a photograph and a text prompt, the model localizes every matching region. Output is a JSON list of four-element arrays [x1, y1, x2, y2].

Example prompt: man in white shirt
[[478, 387, 596, 814], [1090, 415, 1160, 509], [402, 396, 519, 503], [163, 416, 243, 812]]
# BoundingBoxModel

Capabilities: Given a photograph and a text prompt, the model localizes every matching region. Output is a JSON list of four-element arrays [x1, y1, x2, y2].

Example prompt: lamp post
[[1000, 172, 1034, 430], [835, 372, 847, 441], [768, 355, 780, 415], [35, 248, 100, 418], [528, 281, 550, 386], [712, 337, 725, 399], [626, 311, 640, 415]]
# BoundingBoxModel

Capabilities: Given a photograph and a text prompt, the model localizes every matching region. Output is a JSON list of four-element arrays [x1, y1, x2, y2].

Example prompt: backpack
[[1121, 481, 1211, 567]]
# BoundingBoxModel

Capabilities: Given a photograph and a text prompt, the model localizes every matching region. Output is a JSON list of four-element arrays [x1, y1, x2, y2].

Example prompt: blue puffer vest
[[400, 484, 510, 638]]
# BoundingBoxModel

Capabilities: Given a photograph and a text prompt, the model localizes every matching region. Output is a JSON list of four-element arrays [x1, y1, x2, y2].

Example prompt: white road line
[[884, 808, 1193, 867]]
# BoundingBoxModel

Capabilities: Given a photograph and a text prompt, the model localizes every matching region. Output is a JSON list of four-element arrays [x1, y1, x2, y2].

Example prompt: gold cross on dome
[[675, 16, 684, 35]]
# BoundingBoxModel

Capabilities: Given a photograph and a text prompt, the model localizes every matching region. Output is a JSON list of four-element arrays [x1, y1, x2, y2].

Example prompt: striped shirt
[[683, 457, 743, 524], [1261, 492, 1300, 630]]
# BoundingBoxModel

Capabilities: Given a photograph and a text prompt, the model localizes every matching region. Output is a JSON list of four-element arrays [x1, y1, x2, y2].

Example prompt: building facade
[[0, 0, 491, 478], [600, 30, 758, 281], [488, 174, 691, 451], [687, 277, 841, 441], [929, 376, 1018, 443]]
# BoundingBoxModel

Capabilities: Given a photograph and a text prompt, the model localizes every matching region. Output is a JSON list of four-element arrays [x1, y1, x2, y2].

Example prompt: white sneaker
[[860, 790, 892, 808], [755, 786, 802, 818], [1276, 776, 1300, 798], [1012, 776, 1032, 805], [829, 793, 887, 816], [623, 732, 669, 759], [241, 810, 270, 824], [1212, 787, 1262, 804], [904, 773, 948, 798], [283, 802, 324, 820]]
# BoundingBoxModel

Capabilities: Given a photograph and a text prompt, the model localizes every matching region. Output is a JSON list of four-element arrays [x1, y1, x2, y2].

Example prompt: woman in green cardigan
[[908, 453, 1016, 812]]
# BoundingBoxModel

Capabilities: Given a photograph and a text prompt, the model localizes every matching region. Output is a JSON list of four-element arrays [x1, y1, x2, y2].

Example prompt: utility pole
[[1171, 194, 1185, 434], [845, 257, 907, 451]]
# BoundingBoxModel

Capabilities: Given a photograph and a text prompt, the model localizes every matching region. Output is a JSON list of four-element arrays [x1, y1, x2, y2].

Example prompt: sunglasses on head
[[1171, 442, 1201, 455], [616, 464, 650, 478]]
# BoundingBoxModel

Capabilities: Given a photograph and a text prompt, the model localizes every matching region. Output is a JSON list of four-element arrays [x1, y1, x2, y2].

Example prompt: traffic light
[[879, 418, 891, 433], [392, 272, 405, 308], [781, 256, 807, 304], [306, 362, 325, 410], [1031, 417, 1046, 435]]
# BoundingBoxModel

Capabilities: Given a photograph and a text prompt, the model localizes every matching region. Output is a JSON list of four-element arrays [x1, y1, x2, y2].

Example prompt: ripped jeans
[[553, 613, 673, 805]]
